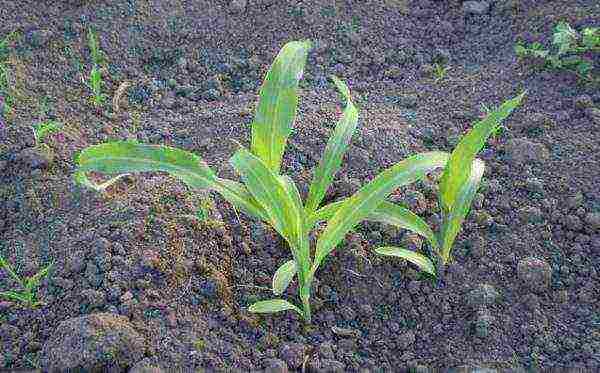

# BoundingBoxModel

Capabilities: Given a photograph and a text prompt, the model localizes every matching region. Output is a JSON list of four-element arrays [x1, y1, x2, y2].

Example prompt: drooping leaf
[[438, 92, 525, 214], [272, 260, 297, 296], [368, 201, 439, 250], [314, 151, 449, 268], [0, 291, 30, 303], [309, 199, 438, 250], [439, 159, 485, 264], [374, 246, 436, 277], [251, 40, 312, 174], [305, 76, 359, 213], [249, 299, 303, 316], [74, 141, 217, 191]]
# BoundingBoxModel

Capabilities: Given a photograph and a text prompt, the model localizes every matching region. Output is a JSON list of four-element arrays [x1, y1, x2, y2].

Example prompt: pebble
[[516, 257, 552, 293], [503, 139, 550, 165], [463, 1, 490, 15], [467, 283, 501, 308]]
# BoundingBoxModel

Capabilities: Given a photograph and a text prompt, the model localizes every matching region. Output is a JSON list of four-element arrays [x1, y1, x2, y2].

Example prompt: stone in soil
[[516, 257, 552, 293], [503, 138, 550, 165], [40, 313, 145, 371]]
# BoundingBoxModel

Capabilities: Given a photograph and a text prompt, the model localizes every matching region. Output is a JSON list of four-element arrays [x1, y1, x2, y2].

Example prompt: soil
[[0, 0, 599, 372]]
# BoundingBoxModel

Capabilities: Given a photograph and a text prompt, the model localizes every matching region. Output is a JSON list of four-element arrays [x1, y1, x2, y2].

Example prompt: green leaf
[[438, 92, 525, 214], [74, 141, 217, 191], [0, 291, 30, 303], [212, 178, 269, 221], [307, 199, 346, 228], [374, 246, 436, 277], [24, 263, 53, 291], [251, 40, 312, 174], [439, 159, 485, 264], [368, 201, 439, 250], [0, 255, 23, 286], [249, 299, 303, 316], [553, 21, 578, 55], [272, 260, 297, 295], [314, 151, 450, 268], [305, 76, 359, 213], [229, 148, 310, 281]]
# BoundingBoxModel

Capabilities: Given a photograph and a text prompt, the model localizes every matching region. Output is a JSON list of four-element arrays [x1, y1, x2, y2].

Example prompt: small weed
[[516, 21, 599, 83], [0, 253, 53, 309], [87, 28, 106, 66], [31, 119, 62, 148], [85, 66, 107, 107], [432, 62, 450, 83]]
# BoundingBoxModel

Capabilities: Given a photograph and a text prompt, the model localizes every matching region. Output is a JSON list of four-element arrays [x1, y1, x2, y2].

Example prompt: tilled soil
[[0, 0, 599, 371]]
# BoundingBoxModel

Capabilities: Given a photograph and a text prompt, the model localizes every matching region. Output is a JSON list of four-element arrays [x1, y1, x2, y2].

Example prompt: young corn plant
[[86, 66, 107, 107], [0, 254, 53, 309], [71, 40, 525, 322]]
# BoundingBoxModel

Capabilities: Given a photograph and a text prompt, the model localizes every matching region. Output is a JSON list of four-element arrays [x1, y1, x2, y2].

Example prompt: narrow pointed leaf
[[251, 40, 312, 174], [369, 201, 439, 250], [24, 263, 53, 290], [439, 92, 525, 213], [74, 141, 217, 190], [272, 260, 297, 295], [249, 299, 303, 316], [374, 246, 436, 277], [229, 149, 310, 286], [305, 76, 359, 212], [0, 291, 30, 303], [310, 200, 438, 249], [314, 151, 449, 267], [440, 159, 485, 264], [213, 178, 269, 221]]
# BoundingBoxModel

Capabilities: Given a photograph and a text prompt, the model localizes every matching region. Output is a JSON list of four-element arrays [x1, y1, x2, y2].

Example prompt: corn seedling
[[86, 66, 107, 107], [87, 28, 106, 66], [72, 40, 525, 322], [432, 62, 450, 83], [0, 254, 53, 309], [515, 21, 599, 82]]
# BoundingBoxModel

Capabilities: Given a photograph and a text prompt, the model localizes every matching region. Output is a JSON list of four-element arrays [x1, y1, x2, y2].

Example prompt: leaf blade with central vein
[[314, 151, 449, 267], [438, 92, 525, 213], [272, 260, 297, 296], [249, 299, 303, 316], [74, 141, 217, 190], [251, 40, 312, 174], [305, 76, 359, 213]]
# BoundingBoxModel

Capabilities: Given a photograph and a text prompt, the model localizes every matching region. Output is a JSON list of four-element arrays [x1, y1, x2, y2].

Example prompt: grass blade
[[24, 263, 53, 291], [251, 40, 312, 174], [249, 299, 303, 316], [272, 260, 297, 296], [305, 76, 359, 213], [438, 92, 525, 214], [374, 246, 436, 277], [74, 141, 217, 190], [439, 159, 485, 264], [314, 151, 449, 268], [0, 291, 30, 303]]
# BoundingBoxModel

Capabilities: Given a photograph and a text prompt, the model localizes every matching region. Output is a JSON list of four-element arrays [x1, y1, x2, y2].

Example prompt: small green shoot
[[516, 21, 599, 82], [87, 28, 106, 66], [87, 66, 107, 107], [31, 119, 62, 148], [0, 254, 53, 309], [432, 62, 450, 83]]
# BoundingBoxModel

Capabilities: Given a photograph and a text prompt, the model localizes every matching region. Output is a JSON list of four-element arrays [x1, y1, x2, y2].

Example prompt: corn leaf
[[251, 40, 312, 174], [439, 159, 485, 264], [438, 92, 525, 214], [24, 263, 53, 291], [229, 148, 310, 283], [213, 178, 269, 221], [305, 76, 359, 213], [314, 151, 449, 267], [74, 141, 217, 190], [0, 291, 30, 303], [374, 246, 436, 277], [368, 201, 439, 250], [272, 260, 297, 296], [249, 299, 303, 316]]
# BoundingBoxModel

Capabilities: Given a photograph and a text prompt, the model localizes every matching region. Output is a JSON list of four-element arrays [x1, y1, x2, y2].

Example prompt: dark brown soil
[[0, 0, 599, 372]]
